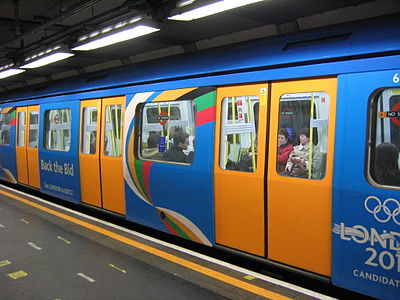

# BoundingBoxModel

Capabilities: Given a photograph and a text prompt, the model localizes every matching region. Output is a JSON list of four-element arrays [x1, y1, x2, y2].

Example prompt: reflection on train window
[[146, 106, 181, 123], [369, 88, 400, 187], [17, 112, 26, 147], [0, 109, 12, 146], [44, 109, 71, 152], [219, 96, 259, 172], [277, 92, 329, 179], [29, 111, 39, 148], [139, 100, 196, 164], [104, 104, 123, 157], [81, 107, 97, 154]]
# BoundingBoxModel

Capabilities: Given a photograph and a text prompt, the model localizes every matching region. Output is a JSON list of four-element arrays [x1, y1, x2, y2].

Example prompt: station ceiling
[[0, 0, 399, 92]]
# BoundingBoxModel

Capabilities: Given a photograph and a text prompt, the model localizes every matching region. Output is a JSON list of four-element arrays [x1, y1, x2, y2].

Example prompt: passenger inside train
[[374, 142, 400, 186], [285, 128, 322, 179], [162, 131, 194, 163], [277, 128, 294, 173], [142, 133, 163, 160]]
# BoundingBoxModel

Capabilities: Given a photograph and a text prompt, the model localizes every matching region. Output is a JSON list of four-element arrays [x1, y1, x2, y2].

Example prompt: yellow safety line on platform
[[0, 189, 292, 300]]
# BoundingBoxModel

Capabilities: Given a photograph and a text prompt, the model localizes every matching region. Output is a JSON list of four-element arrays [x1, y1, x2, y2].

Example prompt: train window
[[104, 104, 123, 157], [17, 112, 26, 147], [219, 96, 259, 172], [277, 92, 329, 179], [138, 100, 196, 164], [29, 111, 39, 148], [0, 109, 12, 146], [44, 109, 71, 152], [81, 107, 98, 154], [368, 88, 400, 188]]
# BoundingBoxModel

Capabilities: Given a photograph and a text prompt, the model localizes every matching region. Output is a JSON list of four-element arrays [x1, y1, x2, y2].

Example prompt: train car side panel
[[39, 100, 81, 203], [333, 69, 400, 300]]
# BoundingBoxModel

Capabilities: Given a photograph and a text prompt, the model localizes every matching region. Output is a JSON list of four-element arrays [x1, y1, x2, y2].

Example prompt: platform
[[0, 184, 334, 300]]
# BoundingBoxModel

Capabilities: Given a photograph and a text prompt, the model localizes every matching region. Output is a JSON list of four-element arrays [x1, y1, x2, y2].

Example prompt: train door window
[[219, 96, 259, 172], [138, 100, 196, 164], [82, 107, 98, 154], [277, 92, 329, 179], [44, 109, 71, 151], [0, 110, 11, 145], [17, 111, 26, 147], [104, 104, 123, 157], [368, 88, 400, 188], [29, 111, 39, 148]]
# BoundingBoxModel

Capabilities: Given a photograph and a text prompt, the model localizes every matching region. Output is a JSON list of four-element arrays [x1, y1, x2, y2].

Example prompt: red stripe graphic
[[196, 106, 216, 127], [142, 161, 152, 201]]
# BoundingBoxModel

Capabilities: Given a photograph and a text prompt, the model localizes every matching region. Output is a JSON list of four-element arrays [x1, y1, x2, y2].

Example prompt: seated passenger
[[142, 134, 163, 160], [277, 128, 293, 173], [375, 143, 400, 186], [285, 128, 321, 179], [162, 131, 194, 163]]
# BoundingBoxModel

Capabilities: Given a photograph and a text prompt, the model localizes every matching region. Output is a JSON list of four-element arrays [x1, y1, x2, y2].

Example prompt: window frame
[[276, 91, 330, 180], [136, 100, 197, 165], [366, 87, 400, 190], [43, 108, 72, 152], [219, 95, 259, 172], [0, 111, 11, 146]]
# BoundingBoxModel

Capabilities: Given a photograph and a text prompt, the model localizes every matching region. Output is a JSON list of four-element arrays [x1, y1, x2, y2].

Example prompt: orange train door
[[16, 107, 28, 185], [79, 99, 102, 207], [26, 106, 40, 188], [214, 83, 268, 256], [79, 97, 125, 214], [16, 106, 40, 188], [100, 97, 125, 214], [267, 78, 337, 276]]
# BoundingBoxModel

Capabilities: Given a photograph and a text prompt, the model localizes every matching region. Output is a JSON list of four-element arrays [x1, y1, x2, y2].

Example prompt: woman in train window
[[277, 128, 293, 174], [285, 128, 322, 179], [374, 142, 400, 186]]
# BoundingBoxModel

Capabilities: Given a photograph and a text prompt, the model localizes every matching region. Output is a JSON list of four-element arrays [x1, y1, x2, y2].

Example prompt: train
[[1, 13, 400, 300]]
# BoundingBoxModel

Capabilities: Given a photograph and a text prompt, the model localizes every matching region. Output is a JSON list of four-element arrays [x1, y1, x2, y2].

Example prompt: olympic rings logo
[[364, 196, 400, 225]]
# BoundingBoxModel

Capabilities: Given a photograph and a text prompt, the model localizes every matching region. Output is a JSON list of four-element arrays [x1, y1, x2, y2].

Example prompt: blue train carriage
[[0, 106, 17, 183], [333, 69, 400, 300], [38, 100, 81, 203], [124, 86, 216, 245]]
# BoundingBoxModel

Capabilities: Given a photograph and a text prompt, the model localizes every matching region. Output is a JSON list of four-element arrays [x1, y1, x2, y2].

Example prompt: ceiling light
[[0, 68, 25, 79], [21, 52, 74, 69], [177, 0, 196, 7], [72, 24, 159, 51], [169, 0, 264, 21]]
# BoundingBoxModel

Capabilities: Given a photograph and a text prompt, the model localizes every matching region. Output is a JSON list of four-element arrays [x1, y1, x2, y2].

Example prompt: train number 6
[[393, 73, 400, 83]]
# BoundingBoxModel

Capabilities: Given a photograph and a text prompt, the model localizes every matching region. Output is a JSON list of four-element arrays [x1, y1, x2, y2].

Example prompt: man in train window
[[162, 131, 194, 163]]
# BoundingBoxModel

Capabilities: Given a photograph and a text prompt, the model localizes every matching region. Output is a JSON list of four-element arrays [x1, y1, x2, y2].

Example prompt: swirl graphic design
[[124, 88, 215, 245]]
